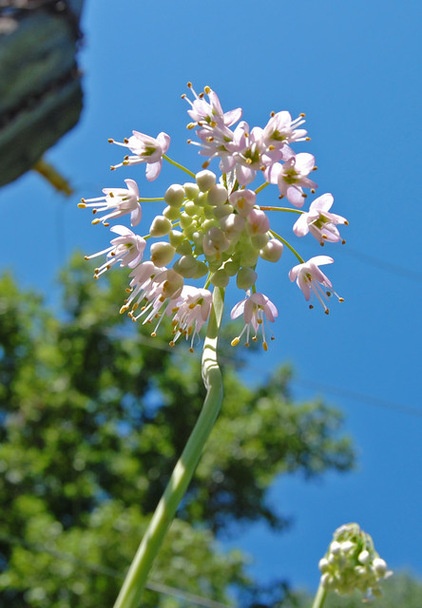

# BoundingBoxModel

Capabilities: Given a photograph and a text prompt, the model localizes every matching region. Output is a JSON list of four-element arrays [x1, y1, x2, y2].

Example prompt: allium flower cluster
[[318, 523, 392, 600], [79, 84, 348, 349]]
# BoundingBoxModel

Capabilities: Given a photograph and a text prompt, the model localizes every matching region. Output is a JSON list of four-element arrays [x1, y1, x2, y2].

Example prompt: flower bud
[[165, 184, 185, 207], [191, 260, 208, 279], [207, 184, 228, 206], [163, 205, 181, 221], [173, 255, 198, 278], [236, 267, 257, 290], [184, 182, 200, 201], [175, 239, 192, 256], [373, 558, 388, 576], [150, 242, 176, 267], [203, 227, 230, 257], [184, 200, 199, 217], [239, 246, 259, 267], [229, 189, 256, 217], [260, 238, 283, 262], [220, 213, 245, 238], [213, 203, 234, 219], [180, 212, 194, 230], [158, 269, 184, 299], [318, 523, 392, 600], [149, 215, 172, 236], [247, 208, 270, 235], [211, 268, 230, 287], [223, 259, 240, 276], [251, 233, 269, 250], [169, 229, 185, 248], [196, 170, 216, 192]]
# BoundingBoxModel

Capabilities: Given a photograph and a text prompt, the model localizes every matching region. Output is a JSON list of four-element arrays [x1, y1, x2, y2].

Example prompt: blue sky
[[1, 0, 421, 598]]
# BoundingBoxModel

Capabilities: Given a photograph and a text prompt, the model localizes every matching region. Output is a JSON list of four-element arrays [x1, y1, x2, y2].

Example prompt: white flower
[[109, 131, 170, 181], [266, 153, 317, 207], [84, 226, 146, 278], [293, 193, 348, 244], [231, 291, 278, 350], [289, 255, 343, 313], [79, 178, 141, 227], [169, 286, 212, 350]]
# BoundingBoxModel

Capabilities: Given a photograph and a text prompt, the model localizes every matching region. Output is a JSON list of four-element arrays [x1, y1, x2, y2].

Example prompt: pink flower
[[289, 255, 343, 313], [262, 111, 308, 147], [184, 83, 242, 170], [293, 193, 348, 245], [184, 83, 242, 131], [231, 291, 278, 350], [121, 265, 184, 328], [169, 286, 212, 350], [84, 225, 146, 278], [109, 130, 170, 181], [79, 178, 141, 227], [227, 122, 266, 185], [266, 153, 317, 207]]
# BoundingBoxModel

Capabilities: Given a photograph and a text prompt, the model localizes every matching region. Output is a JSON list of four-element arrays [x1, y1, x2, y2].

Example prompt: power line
[[343, 247, 422, 282], [115, 329, 422, 419], [292, 377, 422, 418]]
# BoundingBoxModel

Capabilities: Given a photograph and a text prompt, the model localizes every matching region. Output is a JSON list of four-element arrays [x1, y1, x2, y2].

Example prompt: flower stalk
[[113, 286, 225, 608], [312, 582, 328, 608]]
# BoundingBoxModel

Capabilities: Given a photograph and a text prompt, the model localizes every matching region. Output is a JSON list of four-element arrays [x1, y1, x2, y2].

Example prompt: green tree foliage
[[0, 256, 355, 607]]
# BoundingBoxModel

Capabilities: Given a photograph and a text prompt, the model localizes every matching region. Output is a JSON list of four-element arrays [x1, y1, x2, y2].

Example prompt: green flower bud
[[236, 267, 257, 290], [239, 246, 259, 267], [211, 268, 230, 287], [149, 215, 172, 237], [163, 205, 181, 221], [165, 184, 185, 207], [175, 239, 193, 256], [180, 212, 194, 229], [319, 523, 392, 600], [213, 203, 234, 219], [184, 201, 199, 217], [150, 242, 176, 267], [159, 269, 184, 299], [184, 182, 200, 201], [251, 233, 269, 250], [173, 255, 198, 278], [169, 229, 185, 248], [223, 259, 240, 276], [192, 260, 208, 278]]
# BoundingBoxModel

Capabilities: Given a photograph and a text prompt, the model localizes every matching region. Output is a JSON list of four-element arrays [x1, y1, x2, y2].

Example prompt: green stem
[[163, 154, 196, 178], [259, 205, 303, 214], [270, 229, 305, 263], [113, 287, 225, 608], [311, 581, 328, 608], [254, 181, 270, 194], [139, 197, 165, 202]]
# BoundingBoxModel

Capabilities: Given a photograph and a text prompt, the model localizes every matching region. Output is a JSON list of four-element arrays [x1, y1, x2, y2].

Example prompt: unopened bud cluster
[[79, 84, 348, 350], [318, 523, 392, 599]]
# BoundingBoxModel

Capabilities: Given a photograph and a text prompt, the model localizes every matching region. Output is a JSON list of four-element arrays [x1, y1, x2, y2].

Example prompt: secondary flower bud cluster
[[318, 523, 392, 599], [79, 84, 348, 350]]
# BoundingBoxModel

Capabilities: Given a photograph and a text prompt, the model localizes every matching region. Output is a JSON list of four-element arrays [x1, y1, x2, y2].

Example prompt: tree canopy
[[0, 255, 355, 607]]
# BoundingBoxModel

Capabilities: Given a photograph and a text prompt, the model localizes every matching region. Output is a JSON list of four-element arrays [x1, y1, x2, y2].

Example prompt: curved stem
[[163, 154, 196, 178], [311, 581, 328, 608], [113, 287, 225, 608], [270, 229, 305, 263]]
